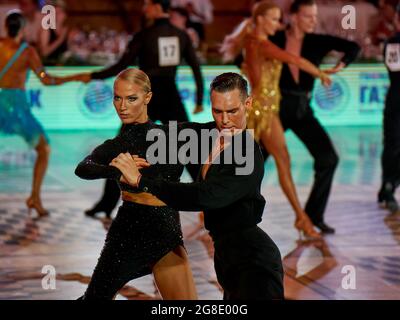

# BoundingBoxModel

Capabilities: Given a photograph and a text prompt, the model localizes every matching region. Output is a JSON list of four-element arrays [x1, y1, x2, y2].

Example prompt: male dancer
[[269, 0, 361, 233], [80, 0, 205, 218], [111, 73, 284, 300], [379, 2, 400, 214]]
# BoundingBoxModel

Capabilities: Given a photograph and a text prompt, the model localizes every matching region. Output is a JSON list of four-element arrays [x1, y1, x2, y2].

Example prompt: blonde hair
[[116, 68, 152, 93], [220, 1, 280, 62]]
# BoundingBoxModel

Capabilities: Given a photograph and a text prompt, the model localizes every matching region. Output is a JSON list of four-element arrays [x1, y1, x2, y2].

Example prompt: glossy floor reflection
[[0, 126, 399, 299]]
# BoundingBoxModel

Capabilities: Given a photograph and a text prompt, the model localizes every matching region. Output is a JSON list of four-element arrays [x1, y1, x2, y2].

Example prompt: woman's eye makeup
[[128, 96, 138, 102]]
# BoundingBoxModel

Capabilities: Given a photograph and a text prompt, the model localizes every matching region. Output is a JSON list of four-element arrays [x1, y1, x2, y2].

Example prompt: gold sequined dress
[[243, 58, 282, 141]]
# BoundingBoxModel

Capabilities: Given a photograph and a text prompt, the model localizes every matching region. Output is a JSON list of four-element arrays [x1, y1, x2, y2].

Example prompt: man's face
[[19, 0, 37, 16], [210, 88, 251, 134], [292, 4, 318, 33], [143, 0, 159, 20], [170, 11, 186, 29]]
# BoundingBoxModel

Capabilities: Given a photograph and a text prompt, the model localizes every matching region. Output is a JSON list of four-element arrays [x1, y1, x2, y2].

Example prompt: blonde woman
[[75, 68, 197, 299]]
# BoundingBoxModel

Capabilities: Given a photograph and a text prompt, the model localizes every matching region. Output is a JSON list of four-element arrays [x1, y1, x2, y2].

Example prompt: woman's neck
[[8, 36, 23, 45], [287, 25, 305, 40], [254, 26, 268, 40], [134, 114, 149, 124]]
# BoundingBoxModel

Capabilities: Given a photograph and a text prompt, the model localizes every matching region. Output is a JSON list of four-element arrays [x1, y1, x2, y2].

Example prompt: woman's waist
[[0, 87, 25, 92], [252, 84, 281, 96], [0, 88, 28, 105], [251, 90, 281, 107], [121, 191, 167, 207]]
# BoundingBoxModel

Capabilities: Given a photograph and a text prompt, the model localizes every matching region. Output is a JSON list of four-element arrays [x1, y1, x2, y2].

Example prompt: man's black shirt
[[270, 30, 361, 93], [137, 128, 266, 238], [92, 18, 204, 106], [384, 32, 400, 88]]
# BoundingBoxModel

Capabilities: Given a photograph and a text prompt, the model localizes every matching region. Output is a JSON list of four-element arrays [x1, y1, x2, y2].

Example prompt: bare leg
[[260, 115, 320, 239], [152, 245, 197, 300], [185, 212, 205, 239], [26, 135, 50, 216]]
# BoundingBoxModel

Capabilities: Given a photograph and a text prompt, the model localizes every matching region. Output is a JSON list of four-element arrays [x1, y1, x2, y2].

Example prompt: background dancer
[[378, 2, 400, 214], [269, 0, 361, 233], [0, 11, 79, 217]]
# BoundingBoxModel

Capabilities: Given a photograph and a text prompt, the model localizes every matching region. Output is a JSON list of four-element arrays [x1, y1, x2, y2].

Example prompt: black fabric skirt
[[82, 201, 183, 299]]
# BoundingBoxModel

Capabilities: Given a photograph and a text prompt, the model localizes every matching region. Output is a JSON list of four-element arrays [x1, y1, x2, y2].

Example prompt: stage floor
[[1, 126, 399, 300]]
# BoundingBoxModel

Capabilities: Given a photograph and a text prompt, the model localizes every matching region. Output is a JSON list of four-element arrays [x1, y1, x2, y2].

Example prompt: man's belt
[[281, 89, 311, 99]]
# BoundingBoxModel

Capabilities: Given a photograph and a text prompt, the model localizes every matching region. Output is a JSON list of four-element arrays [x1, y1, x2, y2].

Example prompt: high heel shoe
[[295, 217, 321, 240], [84, 205, 112, 219], [26, 197, 49, 217]]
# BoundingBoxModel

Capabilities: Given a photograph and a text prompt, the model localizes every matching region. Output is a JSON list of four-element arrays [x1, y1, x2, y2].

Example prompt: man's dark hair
[[210, 73, 249, 101], [6, 11, 26, 38], [151, 0, 170, 12], [18, 0, 40, 7], [385, 0, 400, 12], [170, 6, 189, 20], [290, 0, 316, 14]]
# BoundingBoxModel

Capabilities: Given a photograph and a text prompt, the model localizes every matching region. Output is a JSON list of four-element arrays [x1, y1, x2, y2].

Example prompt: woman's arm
[[256, 38, 331, 86], [75, 136, 128, 180], [27, 46, 74, 85]]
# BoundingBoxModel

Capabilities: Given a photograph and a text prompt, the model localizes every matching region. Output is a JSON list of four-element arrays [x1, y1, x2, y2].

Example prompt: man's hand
[[323, 62, 346, 75], [110, 153, 142, 187], [70, 73, 91, 83], [193, 105, 204, 114]]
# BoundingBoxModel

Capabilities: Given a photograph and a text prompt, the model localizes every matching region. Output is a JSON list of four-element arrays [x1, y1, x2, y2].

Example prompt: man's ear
[[245, 96, 252, 111]]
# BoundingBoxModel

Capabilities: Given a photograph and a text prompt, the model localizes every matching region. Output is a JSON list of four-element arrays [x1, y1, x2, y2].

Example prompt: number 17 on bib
[[158, 37, 180, 67]]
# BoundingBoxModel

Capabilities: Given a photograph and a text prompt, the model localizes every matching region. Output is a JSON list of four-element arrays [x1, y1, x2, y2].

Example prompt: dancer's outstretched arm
[[244, 36, 331, 87], [28, 46, 78, 85]]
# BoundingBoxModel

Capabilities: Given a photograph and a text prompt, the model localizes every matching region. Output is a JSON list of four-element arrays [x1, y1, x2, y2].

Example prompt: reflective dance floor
[[1, 126, 400, 300]]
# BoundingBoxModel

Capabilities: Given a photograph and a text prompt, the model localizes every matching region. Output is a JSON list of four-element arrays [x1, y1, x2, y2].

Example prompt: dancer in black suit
[[111, 73, 284, 300], [379, 3, 400, 214], [268, 0, 360, 233]]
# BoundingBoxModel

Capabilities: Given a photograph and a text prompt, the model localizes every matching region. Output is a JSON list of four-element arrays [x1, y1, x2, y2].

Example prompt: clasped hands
[[110, 153, 150, 187]]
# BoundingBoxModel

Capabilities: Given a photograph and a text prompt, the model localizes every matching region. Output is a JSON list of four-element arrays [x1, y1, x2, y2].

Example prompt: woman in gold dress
[[221, 1, 332, 239]]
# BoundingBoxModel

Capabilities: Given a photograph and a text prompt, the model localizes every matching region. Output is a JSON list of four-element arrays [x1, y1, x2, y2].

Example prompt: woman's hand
[[319, 71, 332, 88], [131, 155, 151, 170], [110, 153, 142, 187]]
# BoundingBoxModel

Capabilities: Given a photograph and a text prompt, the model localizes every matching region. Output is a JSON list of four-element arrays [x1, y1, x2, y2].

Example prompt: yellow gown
[[243, 58, 283, 142]]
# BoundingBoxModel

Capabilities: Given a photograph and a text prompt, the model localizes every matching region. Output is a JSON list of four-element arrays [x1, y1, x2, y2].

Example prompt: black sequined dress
[[75, 121, 185, 299]]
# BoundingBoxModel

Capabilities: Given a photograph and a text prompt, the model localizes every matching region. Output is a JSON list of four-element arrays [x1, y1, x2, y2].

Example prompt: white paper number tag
[[385, 43, 400, 72], [158, 37, 180, 67]]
